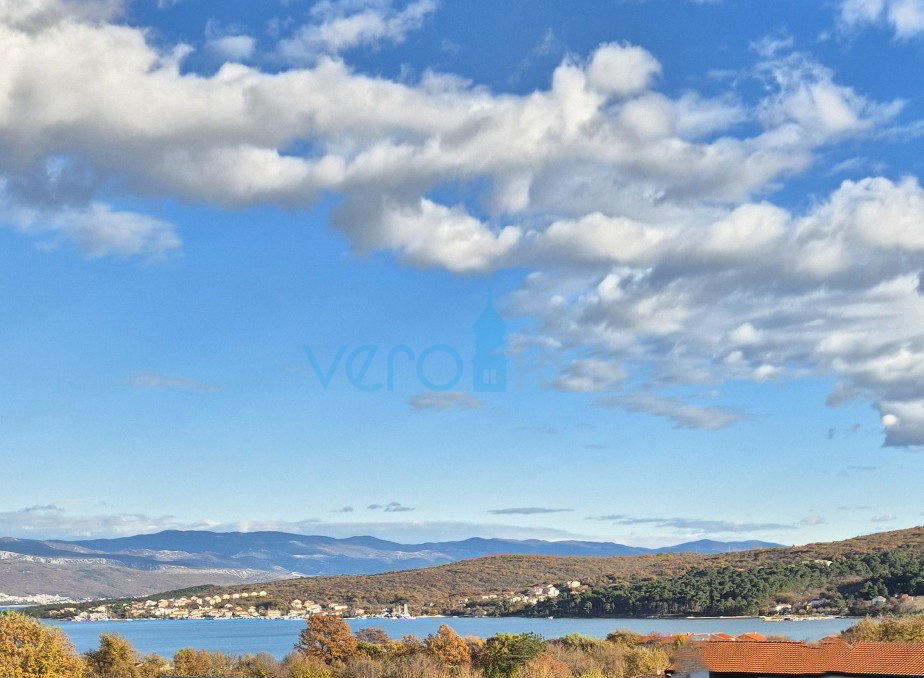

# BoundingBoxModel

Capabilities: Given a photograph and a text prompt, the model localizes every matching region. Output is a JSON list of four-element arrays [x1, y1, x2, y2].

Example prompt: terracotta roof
[[669, 640, 924, 676], [737, 632, 767, 641]]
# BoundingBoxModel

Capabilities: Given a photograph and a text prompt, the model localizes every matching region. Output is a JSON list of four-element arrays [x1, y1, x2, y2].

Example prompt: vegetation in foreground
[[5, 611, 924, 678], [0, 611, 676, 678]]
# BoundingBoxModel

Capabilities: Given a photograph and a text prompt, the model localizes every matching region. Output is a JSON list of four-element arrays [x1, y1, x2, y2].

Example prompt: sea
[[38, 616, 858, 659]]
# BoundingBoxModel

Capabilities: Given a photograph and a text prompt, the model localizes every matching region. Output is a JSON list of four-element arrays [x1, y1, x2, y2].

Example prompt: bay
[[45, 616, 858, 659]]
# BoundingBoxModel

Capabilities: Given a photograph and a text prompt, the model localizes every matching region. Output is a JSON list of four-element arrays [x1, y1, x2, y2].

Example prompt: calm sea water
[[44, 617, 858, 659]]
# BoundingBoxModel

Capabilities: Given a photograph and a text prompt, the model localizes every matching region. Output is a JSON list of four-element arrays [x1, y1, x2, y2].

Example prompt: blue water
[[45, 617, 858, 659]]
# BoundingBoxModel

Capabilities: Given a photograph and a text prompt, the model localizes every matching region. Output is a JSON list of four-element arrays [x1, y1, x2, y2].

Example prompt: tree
[[425, 625, 471, 666], [480, 633, 546, 678], [623, 646, 669, 677], [605, 630, 642, 647], [234, 652, 284, 677], [355, 629, 391, 646], [172, 648, 235, 676], [295, 615, 358, 664], [516, 653, 571, 678], [84, 633, 140, 677], [842, 617, 880, 642], [0, 612, 85, 678]]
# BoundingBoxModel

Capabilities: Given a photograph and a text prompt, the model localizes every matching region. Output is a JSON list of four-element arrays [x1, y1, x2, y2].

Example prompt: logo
[[303, 295, 606, 393]]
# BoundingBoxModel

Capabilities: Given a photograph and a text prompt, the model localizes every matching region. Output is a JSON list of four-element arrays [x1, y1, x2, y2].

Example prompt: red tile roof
[[669, 640, 924, 676], [736, 632, 767, 641]]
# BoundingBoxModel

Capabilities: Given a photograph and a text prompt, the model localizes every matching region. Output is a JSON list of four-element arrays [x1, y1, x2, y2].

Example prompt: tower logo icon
[[473, 292, 507, 392]]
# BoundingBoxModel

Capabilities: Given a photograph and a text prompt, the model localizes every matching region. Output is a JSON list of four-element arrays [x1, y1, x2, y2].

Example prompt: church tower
[[473, 292, 507, 392]]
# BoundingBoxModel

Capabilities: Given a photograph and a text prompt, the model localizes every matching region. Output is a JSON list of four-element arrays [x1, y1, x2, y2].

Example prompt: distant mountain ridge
[[0, 530, 781, 600]]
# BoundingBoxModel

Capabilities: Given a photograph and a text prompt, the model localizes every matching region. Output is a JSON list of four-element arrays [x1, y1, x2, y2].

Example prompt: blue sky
[[1, 0, 924, 546]]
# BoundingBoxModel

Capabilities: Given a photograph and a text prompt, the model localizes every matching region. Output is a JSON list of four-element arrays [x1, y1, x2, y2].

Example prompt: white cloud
[[2, 192, 180, 259], [0, 0, 122, 32], [207, 34, 256, 62], [2, 8, 923, 445], [585, 43, 662, 97], [839, 0, 924, 38], [595, 394, 747, 430], [0, 506, 587, 541], [276, 0, 437, 63], [756, 53, 902, 142]]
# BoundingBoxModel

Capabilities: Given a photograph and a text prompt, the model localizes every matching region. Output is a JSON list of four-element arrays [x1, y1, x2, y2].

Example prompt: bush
[[622, 647, 668, 678], [283, 652, 334, 678], [172, 648, 236, 676], [480, 633, 546, 678], [545, 642, 624, 678], [340, 655, 385, 678], [604, 631, 642, 648], [557, 635, 604, 652], [380, 654, 453, 678], [515, 652, 571, 678], [235, 652, 286, 677]]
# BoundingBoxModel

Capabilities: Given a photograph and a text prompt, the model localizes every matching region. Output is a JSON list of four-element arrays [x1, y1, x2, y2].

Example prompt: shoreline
[[42, 614, 859, 624]]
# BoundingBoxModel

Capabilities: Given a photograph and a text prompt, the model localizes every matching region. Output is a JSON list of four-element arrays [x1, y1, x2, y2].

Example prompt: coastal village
[[43, 582, 578, 622], [40, 578, 913, 623]]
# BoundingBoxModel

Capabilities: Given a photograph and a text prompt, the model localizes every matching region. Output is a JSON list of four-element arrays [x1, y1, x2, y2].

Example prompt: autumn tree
[[355, 629, 391, 645], [623, 646, 669, 677], [0, 612, 85, 678], [283, 652, 334, 678], [84, 633, 141, 677], [843, 615, 924, 642], [172, 648, 235, 676], [605, 630, 642, 647], [425, 625, 471, 666], [234, 652, 284, 677], [842, 617, 880, 642], [399, 635, 425, 656], [516, 653, 571, 678], [295, 615, 358, 664]]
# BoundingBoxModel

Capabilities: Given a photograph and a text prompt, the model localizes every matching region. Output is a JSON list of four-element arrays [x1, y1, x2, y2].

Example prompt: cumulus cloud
[[0, 0, 122, 32], [1, 6, 923, 445], [839, 0, 924, 38], [585, 43, 662, 96]]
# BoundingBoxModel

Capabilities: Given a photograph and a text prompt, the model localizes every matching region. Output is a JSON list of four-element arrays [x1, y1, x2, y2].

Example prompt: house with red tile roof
[[665, 638, 924, 677]]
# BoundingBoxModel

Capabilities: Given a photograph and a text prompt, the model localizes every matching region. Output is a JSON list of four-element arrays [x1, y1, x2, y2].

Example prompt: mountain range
[[0, 530, 781, 601]]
